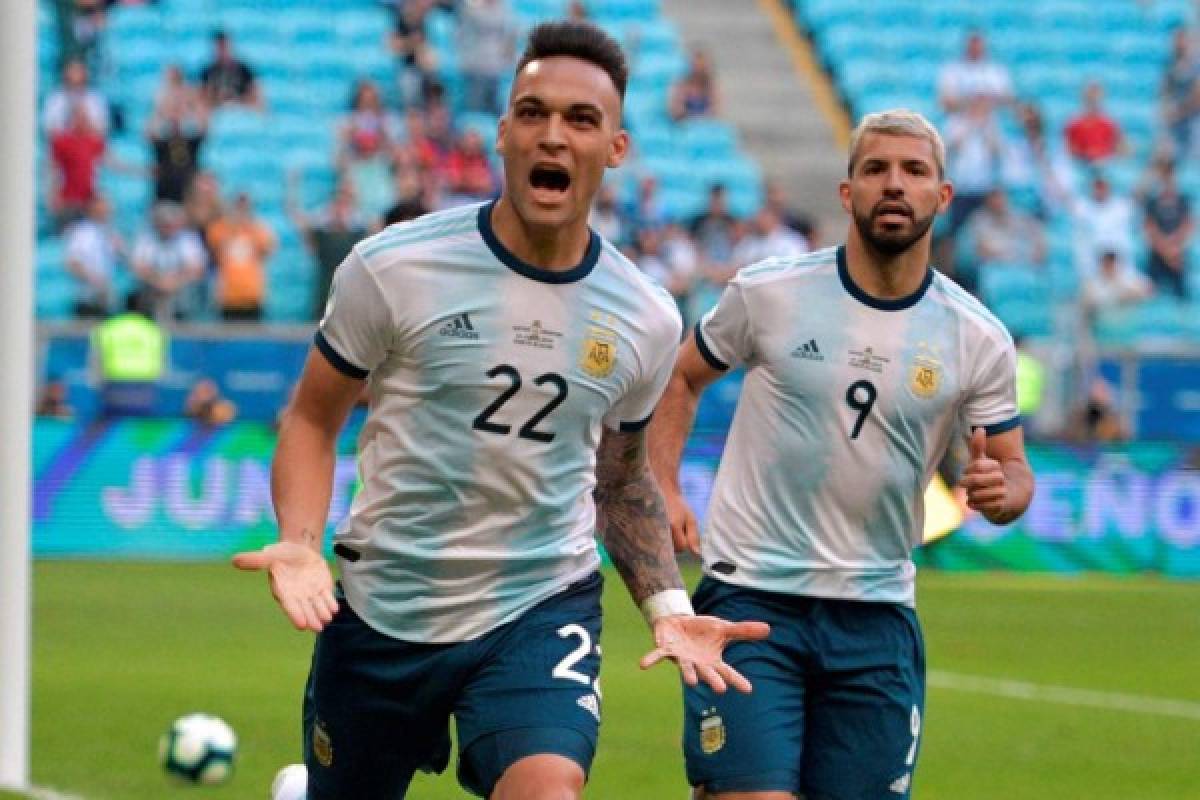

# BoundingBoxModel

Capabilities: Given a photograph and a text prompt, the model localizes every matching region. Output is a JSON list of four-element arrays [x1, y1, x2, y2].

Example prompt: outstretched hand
[[640, 615, 771, 693], [232, 542, 338, 632]]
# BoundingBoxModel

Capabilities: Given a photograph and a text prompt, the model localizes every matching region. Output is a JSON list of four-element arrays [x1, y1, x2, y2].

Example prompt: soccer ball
[[271, 763, 308, 800], [158, 713, 237, 785]]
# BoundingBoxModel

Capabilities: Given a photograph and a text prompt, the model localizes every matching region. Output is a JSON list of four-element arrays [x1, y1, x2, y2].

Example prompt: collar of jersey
[[478, 200, 601, 284], [836, 245, 933, 311]]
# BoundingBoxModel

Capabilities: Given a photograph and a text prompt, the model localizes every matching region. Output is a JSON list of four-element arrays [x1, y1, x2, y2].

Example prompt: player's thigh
[[684, 577, 808, 796], [801, 603, 925, 800], [455, 573, 604, 797], [303, 597, 457, 800], [490, 753, 586, 800]]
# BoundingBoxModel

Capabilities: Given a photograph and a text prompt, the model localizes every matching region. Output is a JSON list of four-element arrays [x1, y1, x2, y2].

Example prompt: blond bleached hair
[[847, 109, 946, 179]]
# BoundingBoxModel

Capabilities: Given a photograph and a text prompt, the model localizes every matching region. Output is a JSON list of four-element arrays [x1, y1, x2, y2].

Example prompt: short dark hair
[[515, 20, 628, 101]]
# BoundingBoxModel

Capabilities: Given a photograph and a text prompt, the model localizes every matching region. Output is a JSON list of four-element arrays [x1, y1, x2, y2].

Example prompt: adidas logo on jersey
[[576, 693, 601, 722], [791, 338, 824, 361], [889, 773, 911, 794], [439, 312, 480, 340]]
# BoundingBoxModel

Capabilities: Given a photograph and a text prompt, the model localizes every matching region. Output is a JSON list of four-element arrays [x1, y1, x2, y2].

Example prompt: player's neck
[[490, 197, 592, 271], [844, 233, 931, 301]]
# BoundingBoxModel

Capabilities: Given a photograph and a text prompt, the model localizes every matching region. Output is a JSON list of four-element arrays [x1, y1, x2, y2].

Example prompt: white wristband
[[640, 589, 695, 626]]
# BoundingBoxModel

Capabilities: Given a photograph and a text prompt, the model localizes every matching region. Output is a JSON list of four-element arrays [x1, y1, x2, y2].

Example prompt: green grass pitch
[[12, 562, 1200, 799]]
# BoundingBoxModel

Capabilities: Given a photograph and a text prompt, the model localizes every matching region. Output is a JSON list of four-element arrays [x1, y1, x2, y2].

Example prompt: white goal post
[[0, 0, 37, 791]]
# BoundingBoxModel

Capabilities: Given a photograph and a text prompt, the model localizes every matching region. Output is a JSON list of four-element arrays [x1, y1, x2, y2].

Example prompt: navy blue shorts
[[683, 577, 926, 799], [303, 572, 603, 799]]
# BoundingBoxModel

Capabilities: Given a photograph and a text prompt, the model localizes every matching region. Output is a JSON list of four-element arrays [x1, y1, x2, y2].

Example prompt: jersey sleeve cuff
[[618, 413, 653, 433], [693, 322, 729, 371], [978, 416, 1022, 436], [314, 331, 369, 380]]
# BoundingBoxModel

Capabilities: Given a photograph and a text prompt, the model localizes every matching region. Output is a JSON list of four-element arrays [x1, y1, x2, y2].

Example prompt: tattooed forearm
[[594, 428, 685, 605]]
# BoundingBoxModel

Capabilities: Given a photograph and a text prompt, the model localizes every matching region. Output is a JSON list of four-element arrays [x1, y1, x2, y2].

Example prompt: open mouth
[[874, 203, 913, 227], [875, 203, 912, 219], [530, 164, 571, 194]]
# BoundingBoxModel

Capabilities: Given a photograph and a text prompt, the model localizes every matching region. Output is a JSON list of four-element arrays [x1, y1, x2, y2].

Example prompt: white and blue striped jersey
[[695, 245, 1018, 607], [317, 201, 682, 642]]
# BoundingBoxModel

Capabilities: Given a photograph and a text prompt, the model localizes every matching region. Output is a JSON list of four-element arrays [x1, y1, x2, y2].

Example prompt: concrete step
[[660, 0, 847, 231]]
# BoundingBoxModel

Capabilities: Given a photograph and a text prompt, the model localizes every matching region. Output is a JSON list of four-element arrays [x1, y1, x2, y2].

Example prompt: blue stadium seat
[[678, 119, 737, 160]]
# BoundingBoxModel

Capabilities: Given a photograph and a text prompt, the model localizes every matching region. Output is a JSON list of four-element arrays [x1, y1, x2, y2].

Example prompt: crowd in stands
[[40, 1, 1195, 441], [41, 0, 802, 337], [934, 28, 1198, 325]]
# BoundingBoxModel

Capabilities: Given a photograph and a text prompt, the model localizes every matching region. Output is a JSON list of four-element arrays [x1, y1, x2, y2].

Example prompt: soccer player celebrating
[[233, 20, 767, 800], [650, 110, 1035, 800]]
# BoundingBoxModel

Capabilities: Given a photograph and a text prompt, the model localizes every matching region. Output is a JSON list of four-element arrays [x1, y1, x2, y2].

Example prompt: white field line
[[26, 787, 86, 800], [929, 671, 1200, 722]]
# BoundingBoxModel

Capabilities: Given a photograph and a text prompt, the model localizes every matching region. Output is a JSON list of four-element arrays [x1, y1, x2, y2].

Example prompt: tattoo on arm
[[593, 427, 685, 605]]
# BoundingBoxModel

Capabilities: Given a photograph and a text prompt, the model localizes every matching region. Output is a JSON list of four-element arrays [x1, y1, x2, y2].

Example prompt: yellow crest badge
[[312, 719, 333, 767], [699, 710, 726, 755], [581, 327, 618, 378], [909, 343, 943, 399]]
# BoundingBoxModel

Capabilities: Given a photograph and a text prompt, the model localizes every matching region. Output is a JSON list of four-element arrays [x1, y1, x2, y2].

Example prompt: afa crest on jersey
[[909, 343, 943, 399], [581, 327, 618, 378], [700, 709, 726, 755]]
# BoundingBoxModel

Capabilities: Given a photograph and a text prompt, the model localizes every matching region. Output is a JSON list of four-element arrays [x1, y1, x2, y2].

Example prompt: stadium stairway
[[660, 0, 846, 232]]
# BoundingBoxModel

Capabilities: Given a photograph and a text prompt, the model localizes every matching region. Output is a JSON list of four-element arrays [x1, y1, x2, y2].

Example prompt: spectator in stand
[[1073, 175, 1135, 277], [184, 170, 223, 268], [337, 82, 399, 223], [64, 195, 124, 318], [1064, 82, 1124, 164], [457, 0, 517, 115], [964, 189, 1047, 268], [634, 225, 670, 284], [1162, 27, 1200, 159], [689, 183, 737, 275], [937, 31, 1013, 114], [1081, 250, 1153, 315], [1143, 160, 1193, 299], [146, 82, 208, 204], [669, 47, 719, 122], [626, 174, 669, 233], [53, 0, 111, 75], [206, 192, 276, 321], [400, 107, 444, 173], [443, 129, 498, 206], [1003, 103, 1076, 219], [49, 103, 107, 228], [152, 65, 199, 121], [288, 176, 369, 318], [389, 1, 442, 108], [340, 80, 401, 163], [730, 207, 809, 270], [763, 179, 816, 243], [660, 222, 700, 322], [943, 95, 1005, 238], [590, 184, 625, 246], [424, 102, 457, 160], [199, 30, 262, 110], [42, 57, 110, 136], [382, 165, 430, 227], [131, 201, 208, 321]]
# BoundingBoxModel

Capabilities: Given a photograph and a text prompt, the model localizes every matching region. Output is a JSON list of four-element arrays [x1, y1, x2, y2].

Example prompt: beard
[[852, 202, 936, 257]]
